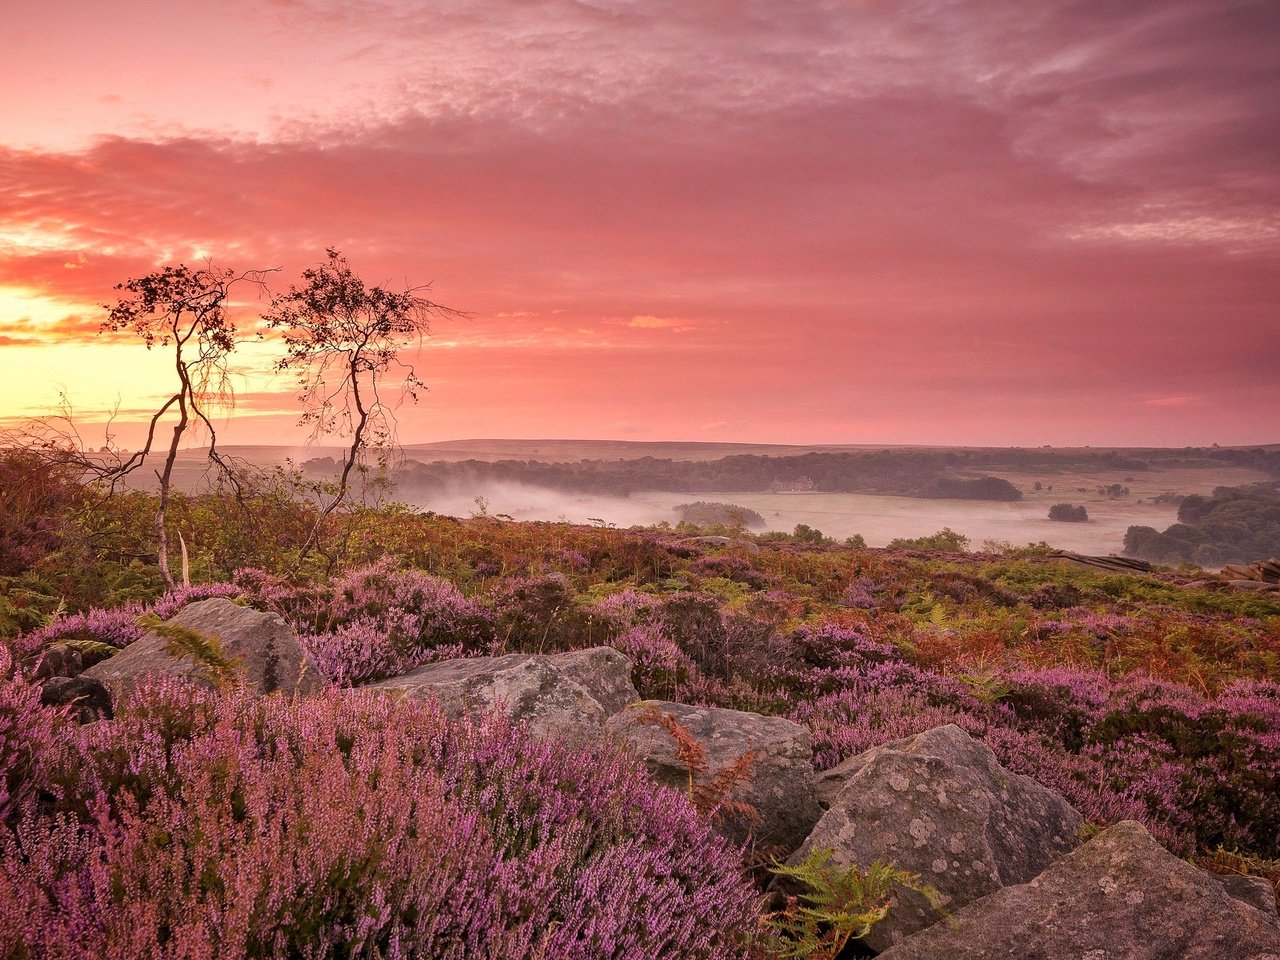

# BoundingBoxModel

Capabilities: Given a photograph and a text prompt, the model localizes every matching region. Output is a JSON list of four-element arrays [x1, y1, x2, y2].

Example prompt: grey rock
[[23, 643, 83, 680], [40, 676, 112, 722], [83, 598, 324, 699], [878, 821, 1280, 960], [1215, 873, 1280, 921], [790, 724, 1083, 952], [547, 646, 640, 717], [605, 700, 821, 855], [1228, 580, 1280, 593], [366, 647, 638, 742]]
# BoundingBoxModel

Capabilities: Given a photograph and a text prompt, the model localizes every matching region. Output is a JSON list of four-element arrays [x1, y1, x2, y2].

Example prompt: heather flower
[[288, 560, 490, 684], [0, 644, 67, 823], [586, 588, 660, 628], [1, 684, 761, 959], [24, 582, 244, 657]]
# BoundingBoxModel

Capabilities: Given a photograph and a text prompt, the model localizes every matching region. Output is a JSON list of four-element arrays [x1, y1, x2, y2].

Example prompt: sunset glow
[[2, 0, 1277, 446]]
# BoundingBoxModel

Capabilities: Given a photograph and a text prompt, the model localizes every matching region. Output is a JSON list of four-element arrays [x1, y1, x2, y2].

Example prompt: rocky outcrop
[[791, 724, 1083, 952], [606, 700, 821, 855], [1044, 550, 1153, 574], [877, 820, 1280, 959], [1227, 579, 1280, 593], [1222, 559, 1280, 585], [40, 675, 113, 722], [366, 647, 638, 742], [83, 599, 324, 699]]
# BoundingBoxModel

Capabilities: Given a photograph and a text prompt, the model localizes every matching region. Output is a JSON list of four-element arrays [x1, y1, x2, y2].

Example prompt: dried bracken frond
[[630, 705, 759, 825]]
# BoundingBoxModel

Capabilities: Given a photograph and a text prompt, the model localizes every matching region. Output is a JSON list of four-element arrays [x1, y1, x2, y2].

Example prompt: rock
[[83, 598, 324, 699], [790, 724, 1083, 952], [877, 821, 1280, 960], [1228, 580, 1280, 593], [366, 647, 638, 742], [1215, 873, 1280, 921], [40, 676, 112, 722], [605, 700, 821, 855], [549, 646, 640, 717], [23, 643, 83, 680], [1045, 551, 1152, 574]]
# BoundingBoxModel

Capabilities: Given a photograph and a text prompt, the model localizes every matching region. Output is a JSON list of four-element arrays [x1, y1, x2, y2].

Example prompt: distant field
[[414, 461, 1270, 555], [130, 442, 1274, 556], [629, 464, 1270, 552], [628, 491, 1169, 553]]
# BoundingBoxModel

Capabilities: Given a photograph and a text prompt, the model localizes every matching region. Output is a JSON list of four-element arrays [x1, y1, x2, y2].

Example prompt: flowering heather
[[23, 583, 243, 658], [278, 560, 490, 685], [0, 646, 67, 823], [7, 491, 1280, 946], [1, 684, 761, 959], [586, 588, 661, 628], [838, 577, 880, 610], [486, 573, 589, 653]]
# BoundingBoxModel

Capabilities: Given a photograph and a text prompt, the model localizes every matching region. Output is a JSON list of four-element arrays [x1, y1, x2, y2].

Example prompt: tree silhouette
[[98, 263, 270, 587], [264, 249, 465, 563]]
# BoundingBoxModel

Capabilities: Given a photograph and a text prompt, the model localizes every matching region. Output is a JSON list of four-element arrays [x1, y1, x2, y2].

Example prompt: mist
[[410, 481, 677, 528], [408, 482, 1183, 554]]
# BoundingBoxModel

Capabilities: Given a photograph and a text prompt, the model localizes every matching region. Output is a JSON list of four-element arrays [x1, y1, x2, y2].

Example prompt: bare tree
[[263, 249, 465, 563], [98, 263, 271, 587]]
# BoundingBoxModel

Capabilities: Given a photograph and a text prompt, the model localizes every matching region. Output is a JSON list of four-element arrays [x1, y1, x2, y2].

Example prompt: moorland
[[2, 440, 1279, 957]]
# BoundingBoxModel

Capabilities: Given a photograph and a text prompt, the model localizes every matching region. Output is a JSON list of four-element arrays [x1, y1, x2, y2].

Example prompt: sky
[[1, 0, 1277, 448]]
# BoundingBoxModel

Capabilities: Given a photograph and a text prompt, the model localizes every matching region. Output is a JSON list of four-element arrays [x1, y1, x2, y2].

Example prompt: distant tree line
[[1124, 484, 1280, 565], [385, 446, 1280, 508], [923, 476, 1022, 501], [389, 450, 1027, 501]]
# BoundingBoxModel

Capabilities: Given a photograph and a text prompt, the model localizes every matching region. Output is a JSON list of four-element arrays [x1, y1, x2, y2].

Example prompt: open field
[[133, 443, 1275, 556], [631, 489, 1180, 552], [412, 460, 1269, 555]]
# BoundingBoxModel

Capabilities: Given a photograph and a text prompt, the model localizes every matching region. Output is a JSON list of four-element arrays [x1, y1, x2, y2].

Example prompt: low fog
[[413, 481, 676, 528], [410, 482, 1183, 555]]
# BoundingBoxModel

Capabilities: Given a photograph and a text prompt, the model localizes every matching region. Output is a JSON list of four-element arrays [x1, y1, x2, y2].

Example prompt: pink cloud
[[0, 0, 1276, 445]]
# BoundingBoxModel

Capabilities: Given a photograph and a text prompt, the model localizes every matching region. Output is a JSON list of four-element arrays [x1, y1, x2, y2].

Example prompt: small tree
[[97, 264, 270, 587], [264, 249, 464, 564], [1048, 503, 1089, 523]]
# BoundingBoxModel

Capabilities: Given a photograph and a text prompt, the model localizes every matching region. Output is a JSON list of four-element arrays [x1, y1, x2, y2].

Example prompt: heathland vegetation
[[2, 440, 1279, 956]]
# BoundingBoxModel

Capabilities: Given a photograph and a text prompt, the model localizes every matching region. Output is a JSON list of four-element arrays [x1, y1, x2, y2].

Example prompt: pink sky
[[1, 0, 1277, 447]]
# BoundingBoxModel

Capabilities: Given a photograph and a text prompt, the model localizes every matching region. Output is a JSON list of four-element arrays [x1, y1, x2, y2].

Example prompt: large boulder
[[789, 724, 1083, 952], [365, 647, 638, 741], [877, 820, 1280, 959], [83, 598, 324, 699], [605, 700, 821, 855]]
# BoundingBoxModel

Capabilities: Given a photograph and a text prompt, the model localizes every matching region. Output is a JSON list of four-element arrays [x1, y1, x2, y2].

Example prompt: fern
[[762, 848, 940, 959], [956, 665, 1012, 703], [137, 614, 241, 685], [630, 705, 758, 826]]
